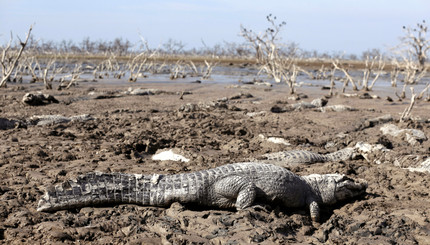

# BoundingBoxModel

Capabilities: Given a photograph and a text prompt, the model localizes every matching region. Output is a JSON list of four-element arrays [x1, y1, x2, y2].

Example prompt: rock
[[258, 134, 291, 146], [246, 111, 266, 117], [152, 149, 190, 162]]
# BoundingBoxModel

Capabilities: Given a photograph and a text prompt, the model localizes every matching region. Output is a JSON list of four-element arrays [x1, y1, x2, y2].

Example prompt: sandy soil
[[1, 80, 430, 244]]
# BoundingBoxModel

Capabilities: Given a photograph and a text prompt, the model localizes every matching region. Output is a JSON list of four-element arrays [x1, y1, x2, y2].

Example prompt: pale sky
[[0, 0, 428, 55]]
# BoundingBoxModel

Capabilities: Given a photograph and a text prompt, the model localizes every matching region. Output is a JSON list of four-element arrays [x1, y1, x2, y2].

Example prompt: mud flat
[[1, 81, 429, 244]]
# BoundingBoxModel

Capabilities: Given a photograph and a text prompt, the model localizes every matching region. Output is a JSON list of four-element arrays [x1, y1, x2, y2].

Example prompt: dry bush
[[332, 56, 385, 93], [188, 58, 219, 79]]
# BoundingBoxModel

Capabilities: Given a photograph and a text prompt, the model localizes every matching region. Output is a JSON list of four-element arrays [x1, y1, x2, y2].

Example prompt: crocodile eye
[[334, 186, 354, 201]]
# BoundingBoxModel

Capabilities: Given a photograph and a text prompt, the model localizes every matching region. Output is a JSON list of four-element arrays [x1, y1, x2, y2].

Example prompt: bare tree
[[361, 48, 382, 60], [401, 56, 427, 84], [332, 59, 358, 92], [389, 59, 400, 87], [0, 26, 33, 87], [400, 20, 429, 70], [361, 55, 385, 91], [162, 39, 186, 55], [241, 14, 299, 94]]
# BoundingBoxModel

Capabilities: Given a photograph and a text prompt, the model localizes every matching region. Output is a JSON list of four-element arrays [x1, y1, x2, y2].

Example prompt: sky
[[0, 0, 429, 55]]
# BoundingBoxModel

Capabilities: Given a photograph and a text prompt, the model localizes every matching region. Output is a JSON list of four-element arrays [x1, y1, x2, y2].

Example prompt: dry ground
[[1, 80, 430, 244]]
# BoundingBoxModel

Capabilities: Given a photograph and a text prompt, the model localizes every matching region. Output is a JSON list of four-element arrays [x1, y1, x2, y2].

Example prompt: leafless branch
[[417, 83, 430, 100], [332, 59, 358, 92], [400, 87, 417, 122], [0, 25, 33, 87]]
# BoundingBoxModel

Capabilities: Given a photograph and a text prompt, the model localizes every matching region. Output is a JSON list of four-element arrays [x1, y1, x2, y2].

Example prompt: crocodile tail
[[37, 172, 160, 212], [263, 150, 327, 164], [324, 148, 355, 162]]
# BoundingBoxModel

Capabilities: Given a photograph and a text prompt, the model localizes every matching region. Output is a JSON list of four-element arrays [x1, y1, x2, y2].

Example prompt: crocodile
[[260, 148, 357, 167], [37, 162, 367, 222]]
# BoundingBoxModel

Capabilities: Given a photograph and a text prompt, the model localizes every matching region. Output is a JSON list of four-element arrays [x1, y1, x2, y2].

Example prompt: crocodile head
[[304, 174, 367, 205], [37, 191, 53, 212]]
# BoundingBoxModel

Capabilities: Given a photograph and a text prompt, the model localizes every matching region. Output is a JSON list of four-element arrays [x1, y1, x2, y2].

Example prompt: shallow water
[[17, 64, 430, 99]]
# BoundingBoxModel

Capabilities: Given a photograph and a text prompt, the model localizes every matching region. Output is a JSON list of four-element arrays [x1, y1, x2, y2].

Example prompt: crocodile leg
[[212, 175, 257, 209]]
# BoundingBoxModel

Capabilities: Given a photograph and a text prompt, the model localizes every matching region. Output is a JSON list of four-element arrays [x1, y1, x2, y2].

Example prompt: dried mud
[[1, 81, 430, 244]]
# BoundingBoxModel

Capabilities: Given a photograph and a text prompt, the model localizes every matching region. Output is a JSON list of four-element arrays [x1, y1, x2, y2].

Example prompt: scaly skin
[[37, 162, 367, 222], [261, 148, 356, 167]]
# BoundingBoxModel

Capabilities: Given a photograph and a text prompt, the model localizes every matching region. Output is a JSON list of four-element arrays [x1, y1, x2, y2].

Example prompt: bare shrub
[[169, 60, 187, 80], [188, 58, 219, 79], [127, 50, 157, 82], [332, 56, 385, 93]]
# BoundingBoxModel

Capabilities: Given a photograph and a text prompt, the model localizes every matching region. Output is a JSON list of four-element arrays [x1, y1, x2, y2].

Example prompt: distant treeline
[[8, 35, 382, 60]]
